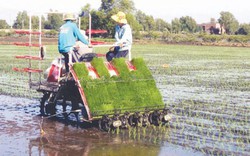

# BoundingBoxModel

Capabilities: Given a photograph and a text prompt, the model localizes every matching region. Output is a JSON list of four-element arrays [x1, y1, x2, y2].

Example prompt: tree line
[[0, 0, 250, 36]]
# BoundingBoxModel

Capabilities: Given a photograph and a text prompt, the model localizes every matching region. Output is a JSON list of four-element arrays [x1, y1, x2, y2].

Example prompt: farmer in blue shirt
[[106, 11, 133, 62], [58, 13, 90, 73]]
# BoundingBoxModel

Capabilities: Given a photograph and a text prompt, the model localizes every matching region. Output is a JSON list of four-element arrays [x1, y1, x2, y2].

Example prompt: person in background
[[106, 11, 132, 62], [58, 13, 91, 73]]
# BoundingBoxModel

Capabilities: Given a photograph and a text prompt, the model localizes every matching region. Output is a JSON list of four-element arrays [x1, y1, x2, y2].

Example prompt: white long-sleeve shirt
[[114, 24, 132, 51]]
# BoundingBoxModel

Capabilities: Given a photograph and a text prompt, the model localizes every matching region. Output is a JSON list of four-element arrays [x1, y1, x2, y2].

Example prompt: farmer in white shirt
[[106, 11, 132, 62]]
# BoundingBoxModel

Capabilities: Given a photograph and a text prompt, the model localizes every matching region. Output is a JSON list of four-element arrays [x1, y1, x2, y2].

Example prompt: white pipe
[[128, 48, 131, 61], [39, 15, 42, 46], [88, 13, 91, 44], [92, 44, 114, 47], [78, 17, 81, 30], [29, 14, 32, 47], [28, 13, 32, 86]]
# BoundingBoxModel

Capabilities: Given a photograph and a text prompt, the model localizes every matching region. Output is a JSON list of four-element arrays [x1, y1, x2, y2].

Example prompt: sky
[[0, 0, 249, 25]]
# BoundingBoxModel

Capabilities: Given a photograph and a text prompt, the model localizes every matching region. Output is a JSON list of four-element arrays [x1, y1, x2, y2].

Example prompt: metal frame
[[69, 64, 92, 120]]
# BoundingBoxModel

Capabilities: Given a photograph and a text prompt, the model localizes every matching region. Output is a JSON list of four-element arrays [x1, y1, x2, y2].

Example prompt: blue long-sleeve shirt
[[58, 21, 89, 53], [114, 24, 132, 51]]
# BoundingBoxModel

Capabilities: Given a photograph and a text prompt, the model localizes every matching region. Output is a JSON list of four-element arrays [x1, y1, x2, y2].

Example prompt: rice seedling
[[1, 44, 250, 155]]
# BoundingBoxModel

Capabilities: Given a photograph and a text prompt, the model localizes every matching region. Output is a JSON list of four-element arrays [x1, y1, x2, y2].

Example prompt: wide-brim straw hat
[[111, 11, 127, 24], [63, 13, 76, 21]]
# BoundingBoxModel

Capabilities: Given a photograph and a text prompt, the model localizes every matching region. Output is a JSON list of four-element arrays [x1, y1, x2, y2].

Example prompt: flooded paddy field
[[0, 95, 201, 156], [0, 44, 250, 155]]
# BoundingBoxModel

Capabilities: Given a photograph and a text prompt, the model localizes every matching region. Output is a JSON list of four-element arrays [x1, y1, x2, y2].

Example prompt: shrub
[[133, 31, 143, 40], [227, 35, 250, 43], [0, 30, 12, 37], [201, 34, 222, 42], [44, 30, 58, 38]]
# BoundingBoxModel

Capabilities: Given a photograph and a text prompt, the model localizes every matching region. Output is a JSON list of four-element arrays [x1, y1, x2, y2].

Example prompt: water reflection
[[28, 118, 161, 156], [28, 117, 201, 156]]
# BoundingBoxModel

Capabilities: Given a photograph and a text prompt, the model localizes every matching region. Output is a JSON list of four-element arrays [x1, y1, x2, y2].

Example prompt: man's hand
[[118, 43, 123, 48], [109, 46, 115, 51]]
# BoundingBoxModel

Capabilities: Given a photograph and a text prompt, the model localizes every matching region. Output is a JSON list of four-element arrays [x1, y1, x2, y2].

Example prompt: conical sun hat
[[63, 13, 76, 21], [111, 11, 127, 24]]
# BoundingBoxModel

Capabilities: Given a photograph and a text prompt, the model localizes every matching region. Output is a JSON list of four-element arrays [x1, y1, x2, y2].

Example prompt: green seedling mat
[[73, 58, 164, 116]]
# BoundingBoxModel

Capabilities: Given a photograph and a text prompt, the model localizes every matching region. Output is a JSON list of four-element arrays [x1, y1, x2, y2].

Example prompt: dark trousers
[[62, 52, 69, 72], [106, 47, 128, 62]]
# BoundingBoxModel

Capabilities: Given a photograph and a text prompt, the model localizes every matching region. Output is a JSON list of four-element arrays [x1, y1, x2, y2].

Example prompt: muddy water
[[0, 95, 201, 156]]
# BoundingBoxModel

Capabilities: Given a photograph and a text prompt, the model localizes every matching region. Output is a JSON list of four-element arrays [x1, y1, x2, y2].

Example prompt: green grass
[[73, 57, 164, 115]]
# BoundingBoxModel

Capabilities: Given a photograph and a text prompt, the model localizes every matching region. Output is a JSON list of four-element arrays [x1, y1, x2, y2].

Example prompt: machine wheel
[[141, 111, 150, 127], [128, 112, 141, 127], [111, 114, 122, 130], [40, 92, 50, 116], [149, 110, 161, 126], [161, 108, 172, 124], [45, 102, 56, 115], [99, 115, 112, 132], [80, 106, 88, 120], [70, 97, 80, 123], [119, 112, 130, 129], [62, 97, 68, 119], [40, 92, 57, 116]]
